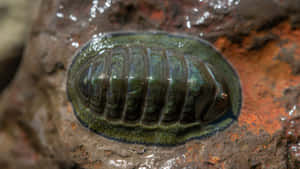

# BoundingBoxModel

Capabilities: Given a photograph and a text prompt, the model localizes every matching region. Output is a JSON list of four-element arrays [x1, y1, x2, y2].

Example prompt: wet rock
[[284, 117, 300, 169], [0, 48, 22, 93], [246, 33, 278, 51], [276, 41, 300, 75], [279, 85, 300, 111], [280, 0, 300, 28], [236, 0, 286, 30]]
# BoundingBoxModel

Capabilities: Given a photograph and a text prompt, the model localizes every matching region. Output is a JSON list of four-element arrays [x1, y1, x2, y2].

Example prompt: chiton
[[67, 32, 242, 145]]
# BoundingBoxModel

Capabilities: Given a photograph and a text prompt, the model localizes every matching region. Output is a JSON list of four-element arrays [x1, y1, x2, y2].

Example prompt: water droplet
[[145, 154, 154, 158], [56, 12, 64, 18], [99, 7, 105, 13], [289, 105, 296, 116], [177, 42, 184, 48], [208, 0, 241, 10], [72, 42, 79, 48], [195, 11, 210, 25], [185, 16, 191, 29], [89, 0, 113, 21], [108, 159, 132, 168], [69, 14, 78, 22]]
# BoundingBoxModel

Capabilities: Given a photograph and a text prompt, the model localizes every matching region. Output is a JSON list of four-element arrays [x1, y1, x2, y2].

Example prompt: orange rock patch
[[214, 22, 300, 135]]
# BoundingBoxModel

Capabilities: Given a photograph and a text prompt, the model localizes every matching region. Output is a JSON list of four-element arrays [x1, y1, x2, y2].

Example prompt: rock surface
[[0, 0, 40, 93], [0, 0, 40, 92], [0, 0, 300, 168]]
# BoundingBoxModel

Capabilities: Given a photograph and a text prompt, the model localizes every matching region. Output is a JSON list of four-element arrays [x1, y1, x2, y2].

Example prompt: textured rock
[[0, 0, 40, 93], [0, 0, 300, 168]]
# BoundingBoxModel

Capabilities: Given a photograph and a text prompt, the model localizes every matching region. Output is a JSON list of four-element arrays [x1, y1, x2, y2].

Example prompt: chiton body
[[67, 32, 242, 145]]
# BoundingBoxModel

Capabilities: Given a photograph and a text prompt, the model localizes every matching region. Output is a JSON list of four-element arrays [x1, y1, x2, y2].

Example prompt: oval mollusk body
[[75, 45, 221, 125], [67, 32, 242, 145]]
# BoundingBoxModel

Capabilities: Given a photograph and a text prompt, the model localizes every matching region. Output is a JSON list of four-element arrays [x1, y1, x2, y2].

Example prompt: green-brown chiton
[[67, 32, 242, 145]]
